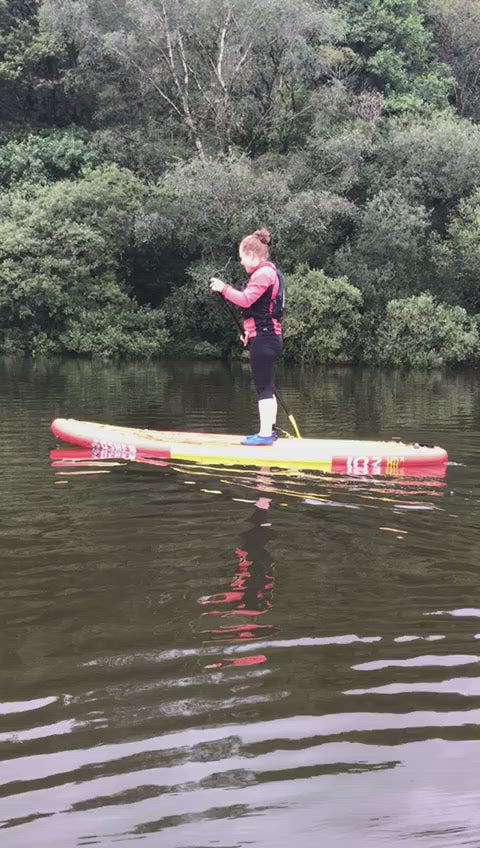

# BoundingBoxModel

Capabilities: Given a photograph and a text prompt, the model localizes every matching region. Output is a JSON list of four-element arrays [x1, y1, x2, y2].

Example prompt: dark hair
[[240, 228, 271, 259]]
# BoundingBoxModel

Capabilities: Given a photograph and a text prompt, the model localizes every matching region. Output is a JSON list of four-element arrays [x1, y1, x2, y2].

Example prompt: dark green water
[[1, 357, 480, 848]]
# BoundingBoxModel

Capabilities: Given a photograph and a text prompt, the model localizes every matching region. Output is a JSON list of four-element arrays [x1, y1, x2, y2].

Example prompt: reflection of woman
[[209, 228, 283, 446], [198, 497, 276, 667]]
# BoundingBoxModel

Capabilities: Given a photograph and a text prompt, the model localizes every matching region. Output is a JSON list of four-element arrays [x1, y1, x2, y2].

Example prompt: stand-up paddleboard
[[51, 418, 448, 476]]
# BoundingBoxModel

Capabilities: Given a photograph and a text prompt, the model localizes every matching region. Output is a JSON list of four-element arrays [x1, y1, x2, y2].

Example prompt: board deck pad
[[51, 418, 448, 476]]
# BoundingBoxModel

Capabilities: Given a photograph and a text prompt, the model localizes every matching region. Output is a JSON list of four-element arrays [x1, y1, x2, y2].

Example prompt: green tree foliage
[[58, 305, 169, 358], [276, 190, 354, 269], [133, 155, 291, 302], [337, 0, 451, 114], [432, 189, 480, 312], [430, 0, 480, 122], [139, 155, 354, 289], [0, 0, 90, 129], [333, 189, 431, 302], [287, 83, 384, 195], [156, 155, 289, 258], [0, 164, 169, 356], [371, 292, 479, 366], [162, 263, 238, 358], [282, 266, 363, 362], [371, 114, 480, 215], [133, 156, 288, 305], [1, 0, 480, 365], [43, 0, 343, 159], [0, 129, 100, 188], [132, 152, 358, 314]]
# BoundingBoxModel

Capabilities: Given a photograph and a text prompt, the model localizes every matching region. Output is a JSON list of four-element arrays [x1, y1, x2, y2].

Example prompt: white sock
[[258, 397, 277, 436]]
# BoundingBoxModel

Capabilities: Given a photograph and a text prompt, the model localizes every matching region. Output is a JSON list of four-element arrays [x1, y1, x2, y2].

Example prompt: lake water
[[1, 357, 480, 848]]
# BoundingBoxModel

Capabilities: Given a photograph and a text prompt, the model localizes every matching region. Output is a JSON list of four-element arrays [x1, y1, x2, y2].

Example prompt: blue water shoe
[[241, 433, 276, 446], [243, 430, 278, 444]]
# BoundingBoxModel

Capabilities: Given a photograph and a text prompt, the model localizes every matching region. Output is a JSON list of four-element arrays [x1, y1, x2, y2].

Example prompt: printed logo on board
[[346, 455, 405, 475], [92, 441, 137, 460]]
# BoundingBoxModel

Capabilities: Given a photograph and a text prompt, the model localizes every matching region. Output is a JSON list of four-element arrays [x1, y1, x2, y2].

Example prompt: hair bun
[[253, 228, 271, 246]]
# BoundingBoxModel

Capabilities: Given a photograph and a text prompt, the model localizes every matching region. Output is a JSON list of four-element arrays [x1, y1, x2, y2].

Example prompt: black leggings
[[249, 332, 283, 401]]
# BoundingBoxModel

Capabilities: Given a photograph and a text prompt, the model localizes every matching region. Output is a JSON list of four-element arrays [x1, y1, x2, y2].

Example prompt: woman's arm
[[210, 268, 276, 308]]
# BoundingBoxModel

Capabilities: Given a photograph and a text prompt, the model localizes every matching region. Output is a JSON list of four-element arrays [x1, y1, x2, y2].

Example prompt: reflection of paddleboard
[[51, 418, 448, 476]]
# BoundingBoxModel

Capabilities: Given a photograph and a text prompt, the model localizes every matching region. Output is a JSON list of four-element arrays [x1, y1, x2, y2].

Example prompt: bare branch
[[160, 0, 182, 98], [234, 39, 253, 76], [106, 36, 184, 119], [157, 0, 204, 158], [216, 6, 232, 92]]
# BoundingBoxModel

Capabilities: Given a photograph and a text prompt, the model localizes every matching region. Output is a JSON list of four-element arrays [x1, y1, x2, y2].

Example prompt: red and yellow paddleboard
[[50, 418, 448, 476]]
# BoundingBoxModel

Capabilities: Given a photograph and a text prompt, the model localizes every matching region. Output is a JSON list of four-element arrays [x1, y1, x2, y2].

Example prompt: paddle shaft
[[217, 294, 302, 439]]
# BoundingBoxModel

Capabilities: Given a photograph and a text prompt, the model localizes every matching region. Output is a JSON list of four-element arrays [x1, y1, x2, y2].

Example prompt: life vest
[[241, 261, 285, 332]]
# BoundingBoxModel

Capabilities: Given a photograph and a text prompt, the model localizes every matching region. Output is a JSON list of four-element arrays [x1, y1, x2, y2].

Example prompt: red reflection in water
[[205, 655, 267, 669], [198, 493, 276, 669]]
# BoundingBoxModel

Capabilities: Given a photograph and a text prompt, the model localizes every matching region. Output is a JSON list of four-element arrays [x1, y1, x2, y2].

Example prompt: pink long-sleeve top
[[221, 262, 282, 340]]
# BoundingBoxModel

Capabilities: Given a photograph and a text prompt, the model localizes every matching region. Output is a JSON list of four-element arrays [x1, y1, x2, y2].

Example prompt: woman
[[209, 228, 283, 446]]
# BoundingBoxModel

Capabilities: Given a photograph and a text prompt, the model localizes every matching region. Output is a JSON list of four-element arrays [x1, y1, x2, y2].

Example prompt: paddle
[[215, 293, 302, 439]]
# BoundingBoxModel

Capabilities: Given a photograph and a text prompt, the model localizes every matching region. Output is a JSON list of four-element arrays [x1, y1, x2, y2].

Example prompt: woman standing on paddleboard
[[209, 228, 283, 446]]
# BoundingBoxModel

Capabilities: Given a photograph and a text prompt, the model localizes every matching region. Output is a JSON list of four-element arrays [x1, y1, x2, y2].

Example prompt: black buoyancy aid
[[241, 261, 285, 331]]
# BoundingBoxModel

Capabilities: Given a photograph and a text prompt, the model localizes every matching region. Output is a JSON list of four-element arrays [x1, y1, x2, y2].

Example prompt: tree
[[137, 153, 354, 300], [275, 189, 354, 270], [287, 81, 384, 196], [371, 292, 479, 366], [336, 0, 451, 113], [432, 188, 480, 312], [141, 154, 290, 265], [41, 0, 343, 158], [0, 164, 169, 355], [0, 129, 100, 188], [282, 266, 363, 362], [333, 189, 431, 303], [0, 0, 91, 129], [162, 262, 237, 358], [430, 0, 480, 122], [370, 113, 480, 230]]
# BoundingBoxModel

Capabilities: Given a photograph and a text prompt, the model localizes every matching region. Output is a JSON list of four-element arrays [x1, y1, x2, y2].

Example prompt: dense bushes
[[281, 275, 479, 367], [0, 164, 161, 356], [59, 304, 170, 359], [283, 268, 363, 363], [371, 293, 480, 366], [162, 265, 237, 359], [0, 130, 101, 189]]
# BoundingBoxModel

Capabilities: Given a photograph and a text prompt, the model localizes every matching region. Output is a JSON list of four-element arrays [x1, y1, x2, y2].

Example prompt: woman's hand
[[209, 277, 227, 294]]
